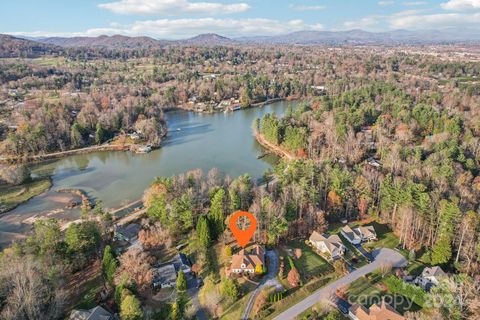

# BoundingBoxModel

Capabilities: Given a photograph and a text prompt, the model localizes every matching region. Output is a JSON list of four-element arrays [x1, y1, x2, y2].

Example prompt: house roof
[[422, 266, 446, 279], [341, 225, 361, 241], [153, 264, 177, 285], [116, 223, 141, 240], [349, 301, 405, 320], [230, 245, 265, 270], [358, 225, 376, 238], [69, 306, 114, 320], [309, 231, 344, 255], [172, 253, 191, 271]]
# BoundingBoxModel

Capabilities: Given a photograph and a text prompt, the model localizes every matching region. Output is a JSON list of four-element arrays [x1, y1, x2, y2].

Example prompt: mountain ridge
[[6, 28, 480, 50]]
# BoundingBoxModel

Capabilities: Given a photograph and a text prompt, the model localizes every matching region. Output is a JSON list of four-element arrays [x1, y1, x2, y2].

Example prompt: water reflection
[[0, 100, 296, 247]]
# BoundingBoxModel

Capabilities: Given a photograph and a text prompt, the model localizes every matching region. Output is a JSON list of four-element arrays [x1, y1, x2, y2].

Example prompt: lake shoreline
[[254, 131, 298, 161], [0, 99, 290, 165], [0, 176, 52, 214]]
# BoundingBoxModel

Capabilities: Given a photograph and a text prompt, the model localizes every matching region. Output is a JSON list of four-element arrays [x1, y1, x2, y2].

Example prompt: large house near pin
[[309, 231, 345, 260], [228, 244, 265, 275], [349, 300, 404, 320], [341, 225, 377, 245]]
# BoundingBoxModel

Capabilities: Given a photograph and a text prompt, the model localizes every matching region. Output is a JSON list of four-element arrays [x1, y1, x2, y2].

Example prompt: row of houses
[[309, 224, 378, 260]]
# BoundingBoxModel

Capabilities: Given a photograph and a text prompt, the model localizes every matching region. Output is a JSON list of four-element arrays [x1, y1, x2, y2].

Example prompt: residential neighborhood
[[1, 2, 480, 319]]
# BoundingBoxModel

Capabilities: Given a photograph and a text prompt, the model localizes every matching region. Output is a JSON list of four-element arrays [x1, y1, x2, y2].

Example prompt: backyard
[[343, 271, 422, 315]]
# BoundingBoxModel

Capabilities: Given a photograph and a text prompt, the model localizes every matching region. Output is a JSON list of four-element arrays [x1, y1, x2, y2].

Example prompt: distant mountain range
[[3, 28, 480, 52]]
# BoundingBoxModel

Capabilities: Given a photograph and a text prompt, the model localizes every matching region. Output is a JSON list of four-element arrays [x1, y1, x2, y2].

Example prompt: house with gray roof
[[415, 266, 447, 291], [309, 231, 345, 260], [69, 306, 116, 320]]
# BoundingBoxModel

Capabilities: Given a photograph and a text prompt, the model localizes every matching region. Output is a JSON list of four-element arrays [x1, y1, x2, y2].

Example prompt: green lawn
[[220, 291, 252, 320], [0, 178, 51, 213], [73, 276, 103, 310], [345, 272, 421, 315], [283, 241, 333, 282], [363, 222, 400, 251]]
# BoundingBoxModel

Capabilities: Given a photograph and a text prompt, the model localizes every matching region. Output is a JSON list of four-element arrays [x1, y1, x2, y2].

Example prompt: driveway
[[242, 250, 283, 320], [273, 248, 407, 320], [186, 274, 207, 320], [355, 243, 374, 262]]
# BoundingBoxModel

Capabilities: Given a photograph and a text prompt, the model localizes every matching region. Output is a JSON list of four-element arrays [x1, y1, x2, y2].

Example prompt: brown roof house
[[348, 300, 405, 320], [309, 231, 345, 260], [228, 245, 265, 275]]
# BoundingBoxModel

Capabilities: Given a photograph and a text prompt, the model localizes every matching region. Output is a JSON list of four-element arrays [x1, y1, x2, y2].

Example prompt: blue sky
[[2, 0, 480, 38]]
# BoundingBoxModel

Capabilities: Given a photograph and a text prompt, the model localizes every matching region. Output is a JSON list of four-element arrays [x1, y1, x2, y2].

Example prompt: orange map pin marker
[[228, 211, 257, 248]]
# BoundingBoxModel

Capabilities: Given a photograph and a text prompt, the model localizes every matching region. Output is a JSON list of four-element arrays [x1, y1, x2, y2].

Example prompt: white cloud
[[441, 0, 480, 11], [342, 16, 381, 30], [98, 0, 250, 15], [402, 1, 427, 5], [8, 18, 324, 39], [378, 1, 395, 7], [389, 12, 480, 29], [290, 4, 326, 11]]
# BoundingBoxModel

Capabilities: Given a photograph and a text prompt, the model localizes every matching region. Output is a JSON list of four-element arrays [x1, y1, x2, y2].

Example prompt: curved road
[[273, 248, 407, 320], [242, 250, 282, 320]]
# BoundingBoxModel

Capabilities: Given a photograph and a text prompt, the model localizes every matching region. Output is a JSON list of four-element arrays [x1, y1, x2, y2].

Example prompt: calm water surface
[[0, 101, 296, 246]]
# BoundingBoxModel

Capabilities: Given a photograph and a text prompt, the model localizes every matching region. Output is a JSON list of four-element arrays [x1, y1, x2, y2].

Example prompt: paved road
[[186, 275, 208, 320], [273, 248, 407, 320], [355, 244, 374, 262], [242, 250, 282, 320]]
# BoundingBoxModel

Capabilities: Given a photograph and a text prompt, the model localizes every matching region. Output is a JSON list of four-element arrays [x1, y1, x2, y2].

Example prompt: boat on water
[[135, 145, 152, 154]]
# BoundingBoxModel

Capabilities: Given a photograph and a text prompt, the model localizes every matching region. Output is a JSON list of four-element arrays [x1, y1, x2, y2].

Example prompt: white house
[[341, 225, 362, 245], [341, 225, 377, 245], [309, 231, 345, 259], [357, 226, 377, 242], [415, 266, 446, 291]]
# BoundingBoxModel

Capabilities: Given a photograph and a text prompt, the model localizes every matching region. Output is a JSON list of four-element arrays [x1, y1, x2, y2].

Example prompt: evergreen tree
[[176, 271, 187, 291], [221, 278, 239, 300], [95, 121, 105, 145], [102, 245, 118, 285], [120, 291, 143, 320], [208, 189, 225, 238], [431, 199, 460, 265], [196, 216, 211, 249]]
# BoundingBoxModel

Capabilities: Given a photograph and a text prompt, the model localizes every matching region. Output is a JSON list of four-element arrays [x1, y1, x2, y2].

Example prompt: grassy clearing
[[0, 178, 51, 213], [219, 291, 252, 320], [344, 271, 421, 315], [363, 222, 400, 251], [73, 276, 103, 309], [285, 241, 333, 282]]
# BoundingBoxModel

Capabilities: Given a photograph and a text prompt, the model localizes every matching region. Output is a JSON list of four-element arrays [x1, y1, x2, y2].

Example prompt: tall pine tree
[[196, 216, 211, 249], [208, 189, 225, 239]]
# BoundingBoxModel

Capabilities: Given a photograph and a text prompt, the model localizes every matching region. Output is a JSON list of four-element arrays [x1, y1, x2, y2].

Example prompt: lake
[[0, 100, 296, 247]]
